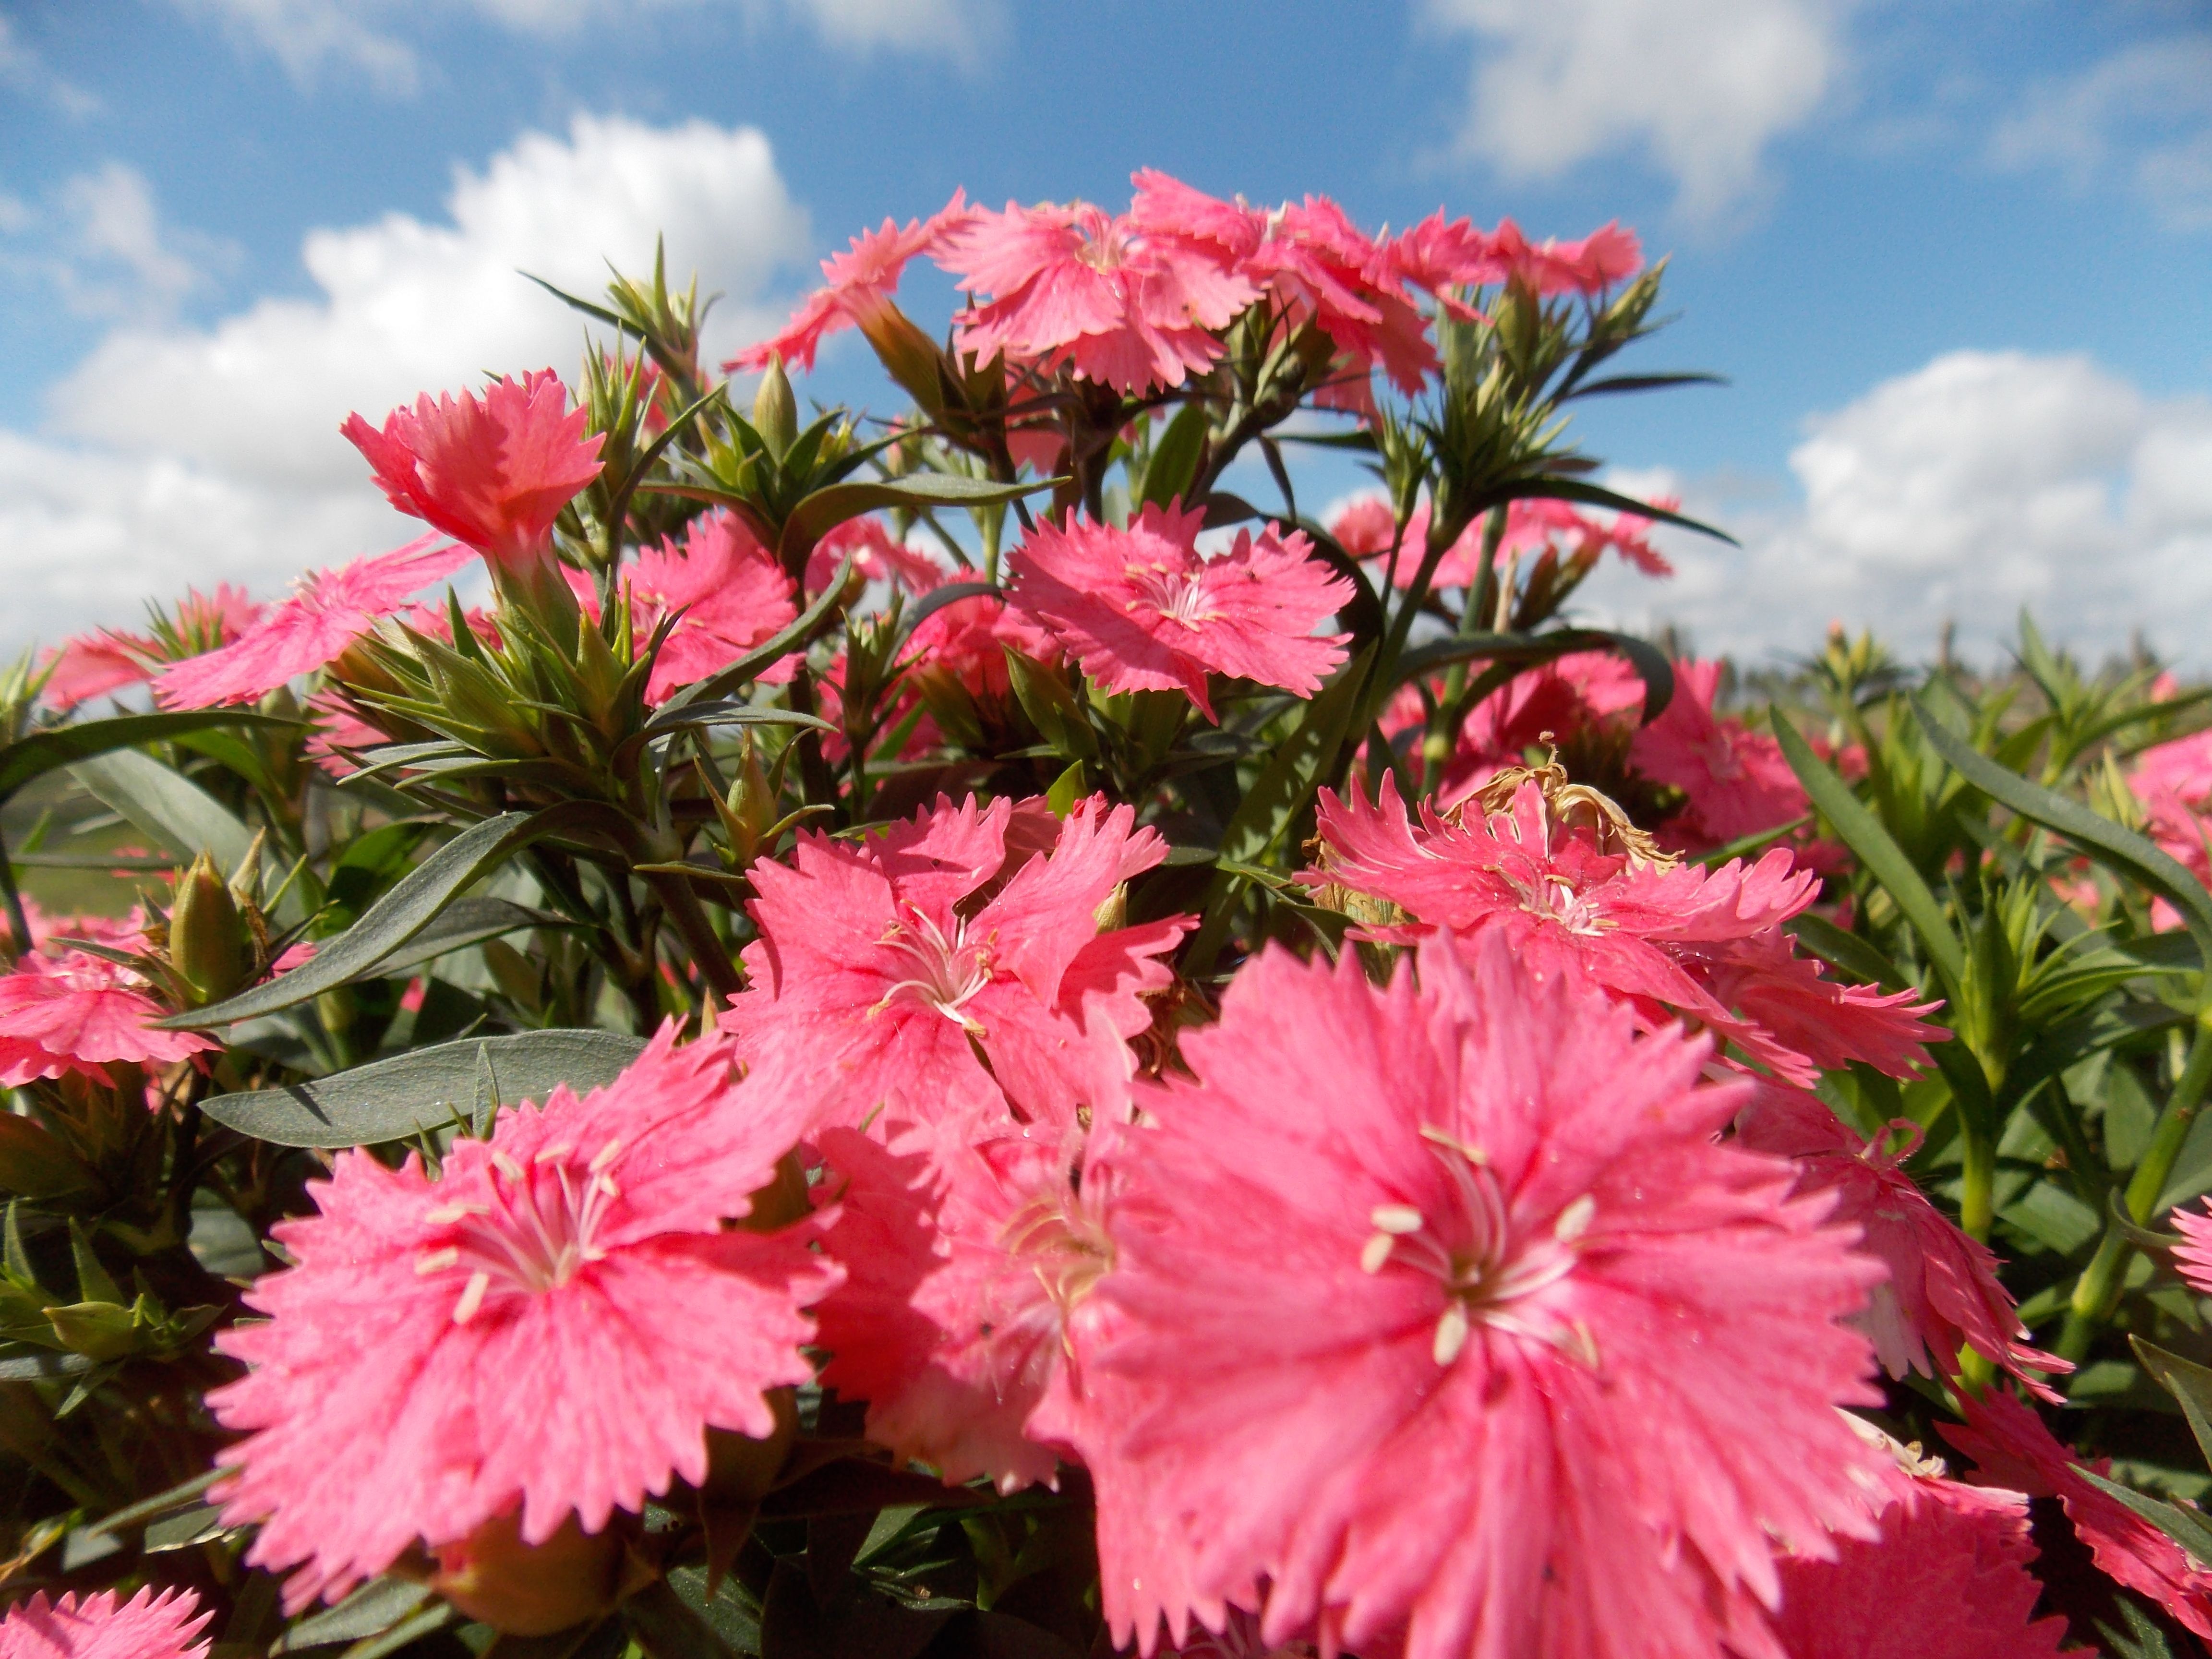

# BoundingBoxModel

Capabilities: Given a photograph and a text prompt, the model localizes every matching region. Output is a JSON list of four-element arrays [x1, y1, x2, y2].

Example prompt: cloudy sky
[[0, 0, 2208, 666]]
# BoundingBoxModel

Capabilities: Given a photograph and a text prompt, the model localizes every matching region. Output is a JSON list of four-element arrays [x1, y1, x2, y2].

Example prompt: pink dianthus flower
[[723, 793, 1186, 1141], [0, 915, 216, 1086], [341, 371, 602, 570], [0, 1587, 211, 1659], [1736, 1083, 2066, 1396], [43, 586, 261, 710], [1943, 1388, 2212, 1638], [1008, 503, 1351, 722], [155, 534, 473, 709], [1308, 773, 1945, 1085], [208, 1025, 836, 1611], [730, 192, 971, 374], [589, 511, 799, 703], [1062, 935, 1884, 1659], [1629, 661, 1807, 852]]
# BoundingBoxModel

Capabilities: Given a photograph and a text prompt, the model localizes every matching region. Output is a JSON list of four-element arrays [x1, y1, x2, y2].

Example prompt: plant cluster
[[5, 172, 2212, 1659]]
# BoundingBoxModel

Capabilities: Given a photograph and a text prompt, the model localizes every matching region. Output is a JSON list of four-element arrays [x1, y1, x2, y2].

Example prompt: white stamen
[[452, 1271, 491, 1324], [1433, 1301, 1470, 1365], [415, 1248, 460, 1274], [1361, 1233, 1396, 1274], [1371, 1204, 1425, 1235], [1554, 1195, 1596, 1241]]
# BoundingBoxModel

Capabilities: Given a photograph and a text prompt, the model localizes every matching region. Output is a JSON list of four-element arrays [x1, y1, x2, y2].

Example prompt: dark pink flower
[[1630, 661, 1806, 851], [942, 195, 1257, 394], [1738, 1083, 2066, 1397], [0, 1587, 212, 1659], [811, 1120, 1116, 1492], [1944, 1389, 2212, 1638], [1008, 504, 1351, 721], [730, 192, 971, 373], [341, 371, 603, 569], [208, 1026, 837, 1610], [154, 534, 472, 709], [0, 930, 216, 1087], [1769, 1447, 2067, 1659], [1062, 935, 1882, 1659], [724, 794, 1186, 1142], [1307, 773, 1944, 1084]]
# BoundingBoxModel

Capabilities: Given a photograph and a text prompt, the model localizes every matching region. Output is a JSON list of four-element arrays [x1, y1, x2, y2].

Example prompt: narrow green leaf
[[1392, 628, 1675, 723], [0, 710, 295, 807], [896, 581, 999, 638], [71, 749, 292, 915], [162, 804, 618, 1027], [273, 1580, 432, 1655], [1494, 478, 1737, 546], [639, 702, 838, 740], [337, 1604, 455, 1659], [1786, 912, 1910, 990], [1044, 760, 1085, 817], [1140, 403, 1210, 508], [200, 1029, 650, 1148], [779, 474, 1057, 566], [1910, 691, 2212, 971], [1562, 371, 1729, 399], [1770, 711, 1965, 990]]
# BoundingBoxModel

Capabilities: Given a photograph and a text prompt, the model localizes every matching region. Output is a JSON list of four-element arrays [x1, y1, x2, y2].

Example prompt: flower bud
[[430, 1509, 627, 1636], [169, 852, 251, 1004], [752, 356, 798, 459]]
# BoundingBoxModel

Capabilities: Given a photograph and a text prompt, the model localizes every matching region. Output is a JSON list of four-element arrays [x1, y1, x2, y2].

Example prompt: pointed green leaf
[[201, 1029, 650, 1148], [2077, 1466, 2212, 1566], [1911, 691, 2212, 971], [1770, 711, 1965, 991], [71, 748, 296, 917], [1494, 479, 1736, 546], [2133, 1338, 2212, 1472], [273, 1580, 433, 1655], [778, 473, 1057, 565], [0, 710, 295, 807]]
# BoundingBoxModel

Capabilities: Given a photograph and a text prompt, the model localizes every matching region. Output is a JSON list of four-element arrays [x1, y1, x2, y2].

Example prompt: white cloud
[[0, 114, 809, 654], [1, 163, 237, 325], [169, 0, 998, 91], [1424, 0, 1850, 220], [0, 16, 100, 116], [1991, 36, 2212, 230], [1575, 351, 2212, 666], [47, 114, 807, 489]]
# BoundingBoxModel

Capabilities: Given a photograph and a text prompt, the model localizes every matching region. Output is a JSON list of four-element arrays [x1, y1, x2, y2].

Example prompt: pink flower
[[724, 794, 1186, 1142], [1061, 935, 1882, 1659], [942, 194, 1257, 394], [2169, 1198, 2212, 1297], [0, 1587, 211, 1659], [1475, 219, 1644, 296], [811, 1120, 1116, 1492], [730, 192, 971, 373], [0, 934, 216, 1087], [619, 511, 798, 702], [1737, 1083, 2066, 1396], [154, 534, 473, 709], [1769, 1450, 2067, 1659], [1307, 773, 1944, 1084], [341, 371, 603, 569], [208, 1025, 837, 1611], [1338, 493, 1672, 592], [804, 514, 950, 598], [1432, 650, 1647, 807], [43, 586, 261, 710], [1008, 504, 1351, 721], [2130, 731, 2212, 930], [1325, 496, 1401, 559], [1630, 661, 1806, 851], [1943, 1389, 2212, 1638]]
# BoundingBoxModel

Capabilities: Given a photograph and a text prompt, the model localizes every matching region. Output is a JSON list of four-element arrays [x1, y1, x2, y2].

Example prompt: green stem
[[1958, 1122, 1997, 1242], [2058, 1008, 2212, 1363], [0, 823, 28, 962]]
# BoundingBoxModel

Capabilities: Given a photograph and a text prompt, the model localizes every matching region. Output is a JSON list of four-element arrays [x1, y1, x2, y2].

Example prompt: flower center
[[1361, 1126, 1594, 1366], [1000, 1190, 1116, 1322], [870, 908, 995, 1034], [416, 1141, 623, 1324], [1499, 868, 1610, 935], [1123, 561, 1218, 631]]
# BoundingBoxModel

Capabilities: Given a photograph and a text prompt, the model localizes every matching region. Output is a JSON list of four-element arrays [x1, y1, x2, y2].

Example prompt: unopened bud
[[169, 852, 250, 1004], [752, 356, 798, 459], [430, 1509, 627, 1636]]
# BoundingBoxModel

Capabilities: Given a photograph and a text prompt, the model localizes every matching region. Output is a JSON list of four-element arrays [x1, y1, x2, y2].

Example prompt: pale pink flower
[[1478, 219, 1644, 296], [1944, 1388, 2212, 1638], [155, 535, 472, 709], [1324, 496, 1401, 559], [0, 926, 216, 1087], [1307, 774, 1945, 1085], [1062, 935, 1882, 1659], [341, 371, 603, 569], [1769, 1456, 2067, 1659], [942, 194, 1257, 394], [208, 1026, 836, 1611], [1340, 494, 1672, 592], [619, 511, 798, 702], [724, 794, 1186, 1141], [1008, 503, 1351, 721], [0, 1587, 211, 1659], [811, 1120, 1117, 1492], [1630, 661, 1806, 851], [1737, 1083, 2066, 1397], [43, 586, 261, 710], [730, 192, 971, 373]]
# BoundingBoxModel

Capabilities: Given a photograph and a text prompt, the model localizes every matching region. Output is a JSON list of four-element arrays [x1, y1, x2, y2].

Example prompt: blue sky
[[2, 0, 2209, 664]]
